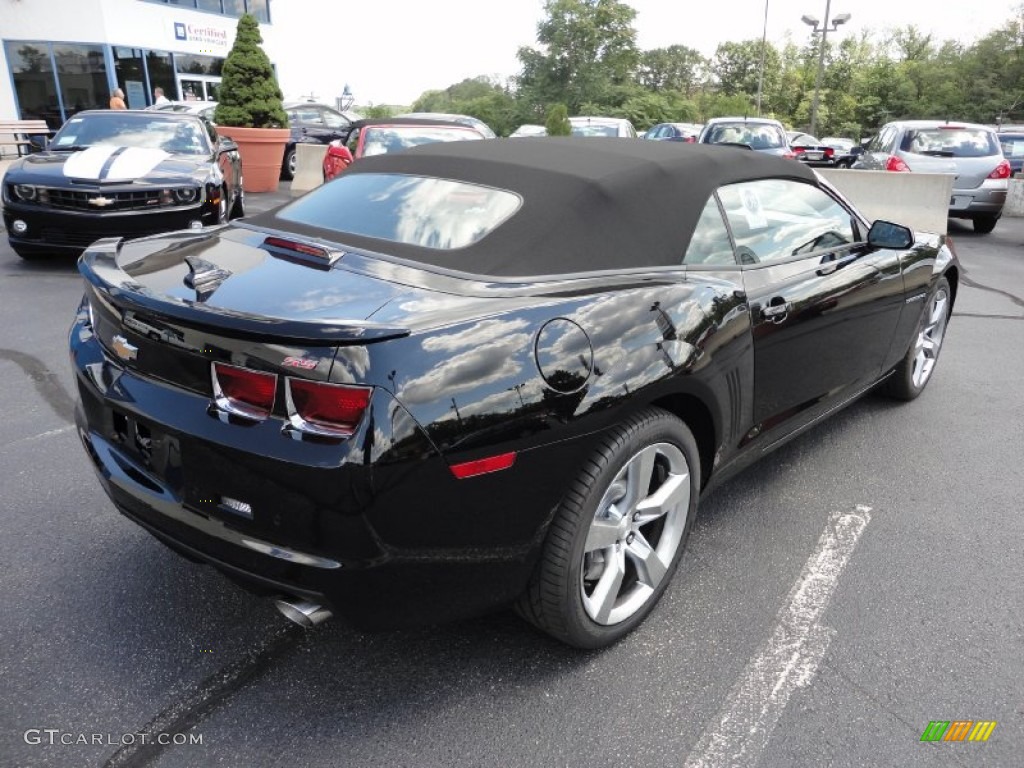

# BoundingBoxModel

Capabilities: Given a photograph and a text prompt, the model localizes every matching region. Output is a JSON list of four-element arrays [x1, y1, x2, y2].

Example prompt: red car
[[323, 118, 487, 181]]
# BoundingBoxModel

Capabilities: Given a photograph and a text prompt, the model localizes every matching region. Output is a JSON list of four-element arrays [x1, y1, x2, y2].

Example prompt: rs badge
[[111, 335, 138, 362]]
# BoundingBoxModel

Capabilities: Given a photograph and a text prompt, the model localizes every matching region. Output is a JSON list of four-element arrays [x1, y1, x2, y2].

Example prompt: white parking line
[[682, 506, 872, 768], [0, 425, 76, 452]]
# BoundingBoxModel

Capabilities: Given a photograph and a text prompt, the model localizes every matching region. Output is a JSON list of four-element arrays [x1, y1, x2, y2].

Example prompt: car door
[[853, 123, 898, 169], [718, 179, 905, 446]]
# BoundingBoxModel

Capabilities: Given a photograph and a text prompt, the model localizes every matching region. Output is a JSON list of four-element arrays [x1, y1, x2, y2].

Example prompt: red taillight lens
[[885, 155, 911, 172], [286, 379, 371, 438], [450, 452, 517, 479], [792, 146, 806, 154], [212, 363, 277, 420], [684, 136, 696, 143], [782, 151, 797, 160], [824, 147, 834, 158], [988, 159, 1011, 179]]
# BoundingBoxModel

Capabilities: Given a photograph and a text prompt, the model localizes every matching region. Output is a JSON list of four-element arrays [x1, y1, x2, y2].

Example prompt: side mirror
[[867, 220, 914, 249], [326, 143, 354, 166], [217, 136, 237, 152], [28, 135, 49, 152]]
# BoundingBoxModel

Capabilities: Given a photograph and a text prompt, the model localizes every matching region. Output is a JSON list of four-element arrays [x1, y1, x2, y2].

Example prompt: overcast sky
[[270, 0, 1022, 106]]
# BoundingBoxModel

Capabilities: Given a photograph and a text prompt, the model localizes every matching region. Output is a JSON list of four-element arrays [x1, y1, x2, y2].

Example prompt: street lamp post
[[801, 1, 850, 137], [756, 1, 769, 115]]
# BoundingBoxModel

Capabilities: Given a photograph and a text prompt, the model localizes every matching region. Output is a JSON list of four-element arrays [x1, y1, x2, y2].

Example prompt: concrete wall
[[818, 169, 954, 235], [1005, 179, 1024, 217]]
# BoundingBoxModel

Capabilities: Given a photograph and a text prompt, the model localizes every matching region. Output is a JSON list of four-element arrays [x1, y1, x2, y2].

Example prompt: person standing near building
[[153, 87, 170, 106], [109, 88, 126, 110]]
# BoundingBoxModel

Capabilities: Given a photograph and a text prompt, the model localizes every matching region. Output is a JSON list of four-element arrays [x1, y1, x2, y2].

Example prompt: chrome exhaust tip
[[274, 597, 332, 628]]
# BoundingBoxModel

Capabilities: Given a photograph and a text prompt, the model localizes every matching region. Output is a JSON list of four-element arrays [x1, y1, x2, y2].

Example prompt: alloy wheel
[[581, 442, 690, 625], [911, 287, 949, 389]]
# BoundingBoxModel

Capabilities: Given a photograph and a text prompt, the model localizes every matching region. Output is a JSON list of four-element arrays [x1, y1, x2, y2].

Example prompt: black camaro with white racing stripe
[[1, 110, 243, 260]]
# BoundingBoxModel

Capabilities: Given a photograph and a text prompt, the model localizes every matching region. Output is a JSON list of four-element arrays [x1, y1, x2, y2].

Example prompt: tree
[[545, 103, 572, 135], [637, 45, 707, 96], [517, 0, 640, 114], [213, 14, 287, 128]]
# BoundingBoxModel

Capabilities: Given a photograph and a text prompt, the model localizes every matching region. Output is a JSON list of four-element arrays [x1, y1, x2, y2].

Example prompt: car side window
[[683, 196, 736, 266], [346, 128, 360, 154], [717, 180, 855, 266], [296, 107, 322, 126], [322, 108, 348, 129]]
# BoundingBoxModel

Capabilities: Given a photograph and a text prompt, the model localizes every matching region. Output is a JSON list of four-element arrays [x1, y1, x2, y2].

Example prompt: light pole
[[801, 1, 850, 137], [756, 1, 769, 115]]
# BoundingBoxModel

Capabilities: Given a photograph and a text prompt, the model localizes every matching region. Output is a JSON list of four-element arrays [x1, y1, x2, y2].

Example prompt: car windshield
[[707, 123, 785, 149], [49, 113, 210, 155], [361, 126, 483, 156], [900, 128, 999, 158], [571, 124, 619, 137], [275, 173, 521, 250]]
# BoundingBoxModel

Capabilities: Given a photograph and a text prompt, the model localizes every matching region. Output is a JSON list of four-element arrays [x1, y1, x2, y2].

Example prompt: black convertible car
[[2, 110, 243, 260], [69, 140, 957, 648]]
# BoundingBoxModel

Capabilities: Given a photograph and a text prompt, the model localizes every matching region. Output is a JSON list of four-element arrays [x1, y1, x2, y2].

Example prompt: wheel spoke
[[624, 445, 657, 511], [626, 532, 667, 589], [634, 470, 690, 525], [585, 518, 622, 553], [586, 549, 626, 624]]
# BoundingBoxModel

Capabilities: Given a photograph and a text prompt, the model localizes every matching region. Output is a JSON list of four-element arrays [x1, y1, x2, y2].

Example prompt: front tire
[[882, 276, 951, 400], [516, 408, 700, 648]]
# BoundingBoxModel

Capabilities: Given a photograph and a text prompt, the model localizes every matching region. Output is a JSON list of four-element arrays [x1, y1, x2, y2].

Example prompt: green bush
[[213, 14, 288, 129], [545, 104, 571, 136]]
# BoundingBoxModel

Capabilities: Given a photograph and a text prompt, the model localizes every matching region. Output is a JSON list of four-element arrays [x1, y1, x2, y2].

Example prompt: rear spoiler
[[78, 237, 411, 346]]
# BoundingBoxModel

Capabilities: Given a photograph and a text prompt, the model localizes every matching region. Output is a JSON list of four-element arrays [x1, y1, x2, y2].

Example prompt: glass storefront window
[[113, 47, 148, 109], [53, 43, 108, 117], [247, 0, 270, 22], [147, 50, 177, 102], [196, 0, 223, 12], [4, 41, 61, 129], [175, 53, 223, 77], [222, 0, 246, 17]]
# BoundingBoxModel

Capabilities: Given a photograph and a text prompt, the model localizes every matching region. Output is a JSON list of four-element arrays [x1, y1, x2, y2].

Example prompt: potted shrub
[[213, 13, 290, 192]]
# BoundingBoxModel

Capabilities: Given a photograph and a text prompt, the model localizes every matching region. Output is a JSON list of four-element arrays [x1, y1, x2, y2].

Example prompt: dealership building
[[1, 0, 282, 130]]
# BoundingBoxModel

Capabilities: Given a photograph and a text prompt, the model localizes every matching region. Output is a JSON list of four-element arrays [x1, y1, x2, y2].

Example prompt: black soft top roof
[[263, 137, 819, 277]]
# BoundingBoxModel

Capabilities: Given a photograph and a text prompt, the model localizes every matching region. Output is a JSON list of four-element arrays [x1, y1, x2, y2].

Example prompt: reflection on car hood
[[3, 148, 209, 185]]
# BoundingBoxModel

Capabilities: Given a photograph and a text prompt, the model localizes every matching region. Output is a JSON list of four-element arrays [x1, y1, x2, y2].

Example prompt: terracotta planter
[[216, 126, 290, 193]]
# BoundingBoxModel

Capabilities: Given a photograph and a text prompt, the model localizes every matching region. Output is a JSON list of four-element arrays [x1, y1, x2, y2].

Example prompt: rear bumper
[[948, 180, 1006, 219], [70, 311, 581, 628]]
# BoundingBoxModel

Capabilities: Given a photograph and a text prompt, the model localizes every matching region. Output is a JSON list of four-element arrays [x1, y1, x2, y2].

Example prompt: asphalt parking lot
[[0, 203, 1021, 768]]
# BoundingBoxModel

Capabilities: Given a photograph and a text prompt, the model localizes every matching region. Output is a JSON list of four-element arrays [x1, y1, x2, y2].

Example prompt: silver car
[[853, 120, 1011, 233]]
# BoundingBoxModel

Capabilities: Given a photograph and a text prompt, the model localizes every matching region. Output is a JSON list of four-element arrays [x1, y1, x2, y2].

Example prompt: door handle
[[762, 299, 789, 324]]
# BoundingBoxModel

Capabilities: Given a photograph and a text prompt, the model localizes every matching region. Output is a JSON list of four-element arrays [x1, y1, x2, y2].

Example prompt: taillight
[[988, 159, 1011, 179], [285, 379, 371, 439], [823, 147, 834, 158], [792, 146, 806, 155], [212, 363, 277, 421], [782, 151, 797, 160], [885, 155, 911, 172], [684, 136, 696, 143]]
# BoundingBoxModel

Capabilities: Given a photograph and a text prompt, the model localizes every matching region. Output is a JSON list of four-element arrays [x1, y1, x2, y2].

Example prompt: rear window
[[275, 173, 521, 250], [999, 134, 1024, 158], [705, 123, 785, 149], [899, 128, 999, 158], [571, 123, 619, 137]]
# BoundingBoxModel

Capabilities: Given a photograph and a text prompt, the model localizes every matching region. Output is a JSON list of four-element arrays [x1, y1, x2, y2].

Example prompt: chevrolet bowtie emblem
[[89, 196, 115, 207], [111, 334, 138, 362]]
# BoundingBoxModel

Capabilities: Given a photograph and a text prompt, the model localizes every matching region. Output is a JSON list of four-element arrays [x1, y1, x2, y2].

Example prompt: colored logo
[[111, 335, 138, 362], [174, 22, 187, 41], [920, 721, 997, 742]]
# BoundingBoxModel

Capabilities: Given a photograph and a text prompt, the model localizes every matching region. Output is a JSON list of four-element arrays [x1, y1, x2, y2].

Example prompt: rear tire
[[972, 215, 998, 234], [882, 277, 951, 400], [516, 408, 700, 648]]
